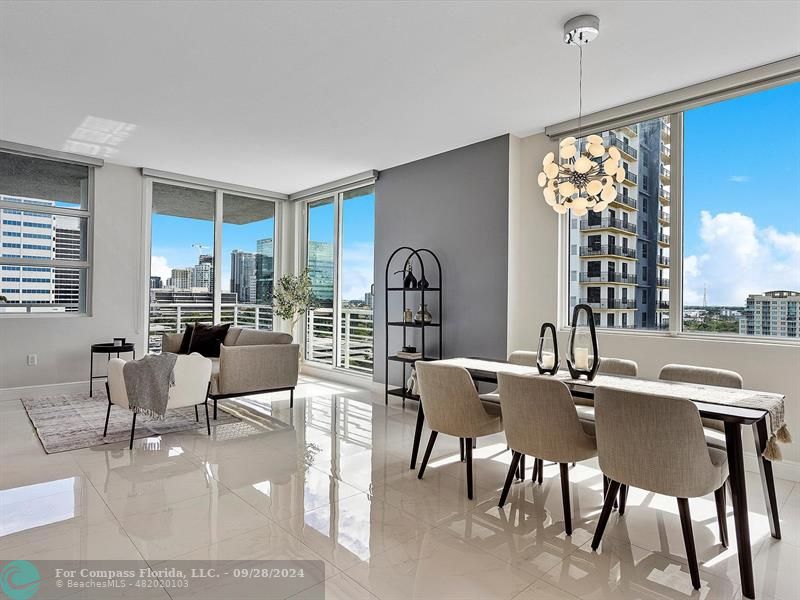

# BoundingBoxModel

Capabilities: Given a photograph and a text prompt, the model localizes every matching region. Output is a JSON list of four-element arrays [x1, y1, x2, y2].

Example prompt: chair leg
[[531, 457, 538, 482], [714, 482, 729, 548], [618, 484, 629, 515], [460, 438, 465, 462], [417, 431, 438, 480], [103, 382, 112, 437], [213, 397, 218, 420], [560, 463, 572, 536], [677, 497, 702, 590], [499, 451, 522, 508], [290, 387, 294, 408], [465, 437, 474, 500], [204, 400, 211, 436], [592, 479, 621, 551], [128, 412, 137, 450], [518, 454, 526, 480], [537, 458, 543, 484], [195, 405, 199, 422]]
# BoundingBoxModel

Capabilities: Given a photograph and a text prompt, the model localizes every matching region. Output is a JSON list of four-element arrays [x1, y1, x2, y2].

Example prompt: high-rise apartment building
[[740, 290, 799, 338], [307, 240, 334, 306], [54, 222, 82, 310], [150, 276, 162, 289], [569, 116, 671, 330], [192, 254, 213, 292], [255, 238, 274, 304], [168, 268, 193, 290], [230, 250, 256, 303]]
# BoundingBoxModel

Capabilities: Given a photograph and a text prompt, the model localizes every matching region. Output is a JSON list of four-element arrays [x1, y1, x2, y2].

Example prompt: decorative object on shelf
[[113, 337, 126, 347], [273, 268, 314, 363], [406, 367, 420, 395], [537, 14, 622, 217], [394, 265, 418, 289], [414, 304, 433, 324], [536, 322, 560, 375], [384, 247, 443, 407], [566, 304, 600, 381]]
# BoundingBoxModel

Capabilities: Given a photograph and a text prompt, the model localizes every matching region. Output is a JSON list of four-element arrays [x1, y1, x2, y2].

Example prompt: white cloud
[[684, 211, 800, 306], [727, 175, 752, 183], [150, 255, 172, 281], [341, 242, 374, 301]]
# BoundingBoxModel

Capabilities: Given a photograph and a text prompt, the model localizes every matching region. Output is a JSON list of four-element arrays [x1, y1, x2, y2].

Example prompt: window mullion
[[669, 112, 684, 335], [213, 189, 223, 324]]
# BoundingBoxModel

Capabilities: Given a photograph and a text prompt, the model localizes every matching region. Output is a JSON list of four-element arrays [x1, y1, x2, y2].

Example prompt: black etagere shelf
[[384, 247, 443, 405]]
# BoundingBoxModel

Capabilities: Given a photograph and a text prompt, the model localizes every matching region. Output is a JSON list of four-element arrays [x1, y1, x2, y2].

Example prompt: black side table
[[90, 343, 135, 397]]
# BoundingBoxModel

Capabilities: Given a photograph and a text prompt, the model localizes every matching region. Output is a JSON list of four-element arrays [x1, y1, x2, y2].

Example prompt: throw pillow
[[188, 322, 232, 358], [178, 324, 194, 354]]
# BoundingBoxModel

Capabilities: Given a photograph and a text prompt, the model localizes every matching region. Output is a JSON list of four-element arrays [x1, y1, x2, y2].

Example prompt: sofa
[[162, 327, 299, 418]]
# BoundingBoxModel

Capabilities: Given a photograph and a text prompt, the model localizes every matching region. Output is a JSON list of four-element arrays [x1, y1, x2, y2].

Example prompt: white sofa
[[105, 353, 213, 449]]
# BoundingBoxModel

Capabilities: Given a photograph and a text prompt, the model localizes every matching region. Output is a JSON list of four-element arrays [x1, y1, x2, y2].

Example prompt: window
[[683, 82, 799, 338], [0, 151, 92, 314], [305, 184, 375, 374], [147, 180, 278, 353], [568, 115, 669, 330], [565, 81, 799, 339]]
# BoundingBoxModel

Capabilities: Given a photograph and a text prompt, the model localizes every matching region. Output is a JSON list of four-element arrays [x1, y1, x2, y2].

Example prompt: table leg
[[410, 403, 425, 470], [89, 351, 93, 397], [725, 422, 755, 599], [752, 418, 781, 539]]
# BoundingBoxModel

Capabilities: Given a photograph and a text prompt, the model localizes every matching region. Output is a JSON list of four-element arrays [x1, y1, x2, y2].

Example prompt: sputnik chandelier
[[538, 15, 623, 216]]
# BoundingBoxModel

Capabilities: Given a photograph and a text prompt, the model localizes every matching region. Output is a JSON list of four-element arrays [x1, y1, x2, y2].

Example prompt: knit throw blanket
[[435, 358, 792, 461], [123, 353, 177, 419]]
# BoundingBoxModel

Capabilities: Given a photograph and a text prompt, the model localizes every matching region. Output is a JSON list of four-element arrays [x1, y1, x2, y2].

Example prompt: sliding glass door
[[305, 184, 375, 374], [148, 180, 277, 353]]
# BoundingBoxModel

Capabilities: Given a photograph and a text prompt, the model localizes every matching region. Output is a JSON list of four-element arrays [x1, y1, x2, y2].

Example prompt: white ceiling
[[1, 1, 798, 194]]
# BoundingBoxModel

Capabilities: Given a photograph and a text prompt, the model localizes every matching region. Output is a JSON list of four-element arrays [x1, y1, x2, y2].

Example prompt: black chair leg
[[195, 405, 199, 422], [537, 458, 543, 484], [560, 463, 572, 536], [714, 482, 729, 548], [518, 454, 526, 480], [103, 400, 112, 437], [618, 484, 629, 515], [499, 451, 521, 507], [204, 400, 211, 435], [128, 412, 137, 450], [417, 431, 438, 479], [460, 438, 465, 462], [677, 497, 702, 590], [213, 397, 218, 420], [531, 457, 538, 482], [592, 479, 621, 550], [465, 437, 474, 500], [290, 387, 294, 408]]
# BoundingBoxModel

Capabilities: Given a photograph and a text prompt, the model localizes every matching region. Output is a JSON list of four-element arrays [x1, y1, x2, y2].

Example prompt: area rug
[[21, 389, 246, 454]]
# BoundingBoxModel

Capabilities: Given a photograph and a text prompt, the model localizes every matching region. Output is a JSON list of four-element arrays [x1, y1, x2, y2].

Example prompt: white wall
[[509, 132, 800, 471], [0, 164, 144, 393]]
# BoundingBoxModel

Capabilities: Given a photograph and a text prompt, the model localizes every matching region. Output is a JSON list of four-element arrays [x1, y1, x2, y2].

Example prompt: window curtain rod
[[545, 55, 800, 139], [288, 170, 379, 202], [141, 168, 288, 201]]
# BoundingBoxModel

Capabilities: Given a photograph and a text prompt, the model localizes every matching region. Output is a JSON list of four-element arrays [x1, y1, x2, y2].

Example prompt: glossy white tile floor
[[1, 375, 798, 600]]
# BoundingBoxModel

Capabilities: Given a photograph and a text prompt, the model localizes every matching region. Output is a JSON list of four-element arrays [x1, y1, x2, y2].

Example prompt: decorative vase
[[566, 304, 599, 381], [403, 308, 414, 323], [536, 322, 560, 375], [414, 304, 433, 324], [417, 273, 430, 289]]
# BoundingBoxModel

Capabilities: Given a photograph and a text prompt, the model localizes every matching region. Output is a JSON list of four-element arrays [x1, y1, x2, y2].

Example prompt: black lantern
[[536, 322, 560, 375], [566, 304, 599, 381]]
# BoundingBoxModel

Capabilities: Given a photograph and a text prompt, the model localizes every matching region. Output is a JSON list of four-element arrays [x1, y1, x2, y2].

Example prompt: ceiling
[[1, 1, 798, 194]]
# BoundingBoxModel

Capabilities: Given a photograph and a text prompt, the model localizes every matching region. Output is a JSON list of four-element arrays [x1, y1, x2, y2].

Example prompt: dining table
[[407, 357, 786, 600]]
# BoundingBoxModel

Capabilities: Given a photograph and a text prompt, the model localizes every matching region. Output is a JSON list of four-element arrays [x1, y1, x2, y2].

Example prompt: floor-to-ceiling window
[[305, 184, 375, 374], [148, 180, 278, 353]]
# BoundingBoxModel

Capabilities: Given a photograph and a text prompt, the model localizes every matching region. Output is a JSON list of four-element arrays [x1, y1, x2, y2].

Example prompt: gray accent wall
[[374, 134, 510, 385]]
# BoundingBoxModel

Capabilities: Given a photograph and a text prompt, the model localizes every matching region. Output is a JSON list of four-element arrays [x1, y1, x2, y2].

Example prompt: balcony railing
[[580, 245, 636, 259], [580, 298, 638, 310], [657, 255, 671, 266], [658, 210, 671, 223], [148, 303, 273, 353], [605, 135, 638, 159], [658, 300, 670, 309], [580, 272, 638, 284], [660, 164, 671, 180], [580, 217, 637, 234], [613, 194, 638, 210], [659, 186, 670, 203], [658, 232, 670, 244], [656, 277, 670, 287], [306, 307, 374, 374], [660, 143, 671, 158], [623, 170, 638, 185]]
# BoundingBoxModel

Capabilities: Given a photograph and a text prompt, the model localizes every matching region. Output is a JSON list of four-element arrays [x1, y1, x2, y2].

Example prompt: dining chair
[[591, 387, 730, 590], [496, 373, 597, 535], [415, 362, 503, 499]]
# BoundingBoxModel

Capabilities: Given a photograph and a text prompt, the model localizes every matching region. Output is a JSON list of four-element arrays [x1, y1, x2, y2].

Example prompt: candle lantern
[[566, 304, 599, 381], [536, 322, 560, 375]]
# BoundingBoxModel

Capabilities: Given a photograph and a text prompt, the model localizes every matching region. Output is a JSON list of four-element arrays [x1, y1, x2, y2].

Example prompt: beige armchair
[[496, 373, 597, 535], [591, 388, 729, 590], [163, 327, 299, 418], [415, 362, 503, 499]]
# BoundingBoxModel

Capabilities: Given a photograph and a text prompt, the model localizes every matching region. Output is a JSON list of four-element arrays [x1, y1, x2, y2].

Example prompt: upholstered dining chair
[[496, 373, 597, 535], [591, 388, 730, 590], [415, 362, 504, 499]]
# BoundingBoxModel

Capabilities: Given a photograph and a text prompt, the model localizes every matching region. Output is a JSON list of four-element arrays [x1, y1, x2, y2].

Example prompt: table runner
[[435, 358, 791, 460]]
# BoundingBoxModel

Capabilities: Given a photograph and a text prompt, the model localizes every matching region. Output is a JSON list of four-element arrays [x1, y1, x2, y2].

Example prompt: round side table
[[90, 343, 135, 397]]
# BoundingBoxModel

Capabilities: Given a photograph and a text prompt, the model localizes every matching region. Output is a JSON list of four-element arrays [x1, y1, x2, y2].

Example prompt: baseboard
[[0, 380, 104, 402], [744, 451, 800, 483]]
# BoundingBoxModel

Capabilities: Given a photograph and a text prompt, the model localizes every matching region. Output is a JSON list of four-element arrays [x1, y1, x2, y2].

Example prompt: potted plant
[[273, 269, 314, 360]]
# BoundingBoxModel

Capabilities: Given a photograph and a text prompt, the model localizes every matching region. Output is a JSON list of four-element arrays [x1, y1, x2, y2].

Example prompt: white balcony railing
[[148, 303, 273, 353], [306, 307, 374, 374]]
